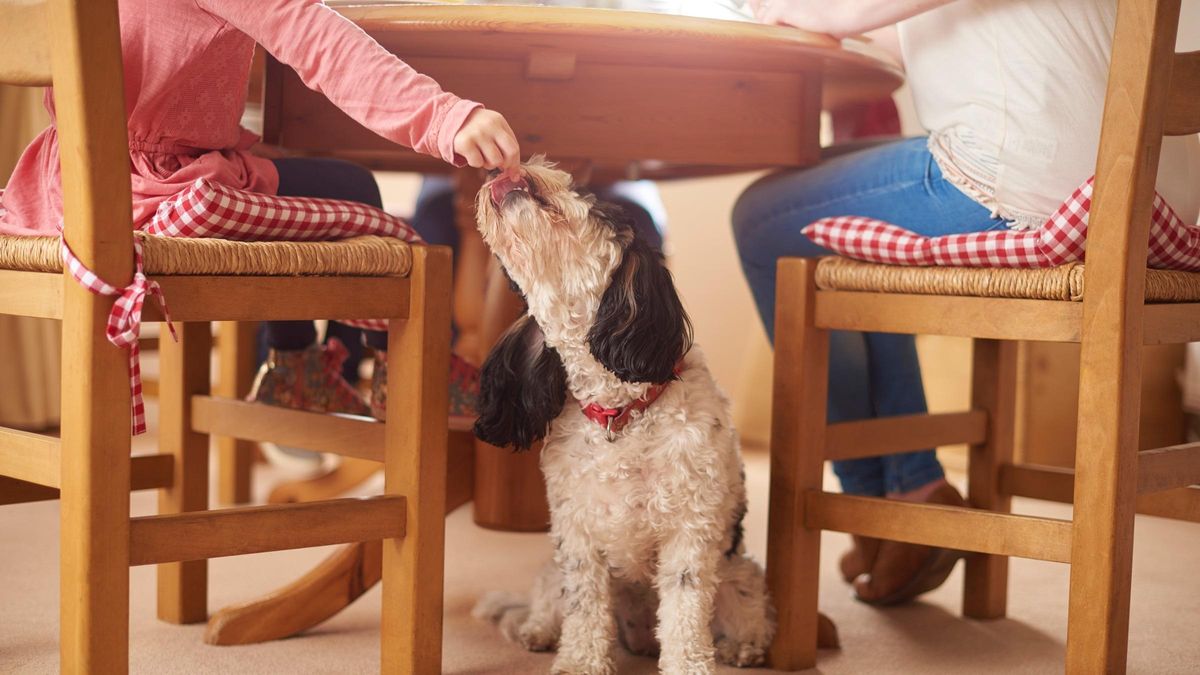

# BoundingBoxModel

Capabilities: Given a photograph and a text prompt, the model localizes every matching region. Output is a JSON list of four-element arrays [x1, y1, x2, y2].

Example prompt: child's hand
[[453, 108, 521, 175], [749, 0, 837, 33]]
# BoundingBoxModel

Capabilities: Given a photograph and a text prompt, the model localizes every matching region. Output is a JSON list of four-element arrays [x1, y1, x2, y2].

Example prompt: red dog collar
[[579, 366, 681, 440]]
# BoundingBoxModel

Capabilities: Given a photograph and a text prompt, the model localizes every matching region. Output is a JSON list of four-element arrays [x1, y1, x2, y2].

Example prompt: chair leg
[[217, 321, 257, 505], [1065, 337, 1141, 672], [60, 287, 133, 673], [767, 259, 830, 671], [382, 246, 451, 674], [157, 321, 213, 624], [963, 339, 1017, 619]]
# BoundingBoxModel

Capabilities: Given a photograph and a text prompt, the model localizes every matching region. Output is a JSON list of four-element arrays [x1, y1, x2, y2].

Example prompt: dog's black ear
[[474, 314, 568, 451], [588, 235, 693, 384]]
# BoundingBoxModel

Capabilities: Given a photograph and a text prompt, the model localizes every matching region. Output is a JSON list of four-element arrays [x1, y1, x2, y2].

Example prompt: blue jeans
[[263, 157, 389, 374], [732, 137, 1008, 496]]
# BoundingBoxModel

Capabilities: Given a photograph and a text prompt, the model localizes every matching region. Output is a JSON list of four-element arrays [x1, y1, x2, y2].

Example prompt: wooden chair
[[765, 0, 1200, 671], [0, 1, 450, 672]]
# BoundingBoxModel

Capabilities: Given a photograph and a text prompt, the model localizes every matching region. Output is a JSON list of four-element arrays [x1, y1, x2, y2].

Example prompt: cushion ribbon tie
[[60, 236, 176, 435]]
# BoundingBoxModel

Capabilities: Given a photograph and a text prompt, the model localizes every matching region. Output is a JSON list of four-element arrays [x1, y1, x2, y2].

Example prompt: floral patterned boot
[[247, 338, 371, 416], [370, 352, 480, 424]]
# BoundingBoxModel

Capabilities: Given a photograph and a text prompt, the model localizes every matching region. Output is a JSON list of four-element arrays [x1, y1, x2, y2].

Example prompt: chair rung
[[129, 495, 406, 566], [805, 491, 1072, 563], [142, 275, 410, 322], [194, 396, 383, 461], [0, 454, 173, 506], [1000, 462, 1200, 524], [0, 427, 60, 487], [1143, 303, 1200, 345], [826, 411, 986, 461], [0, 476, 59, 506], [999, 463, 1075, 503], [815, 291, 1082, 342], [1137, 486, 1200, 523], [0, 270, 61, 320], [191, 395, 472, 460], [1138, 442, 1200, 494], [132, 453, 175, 490]]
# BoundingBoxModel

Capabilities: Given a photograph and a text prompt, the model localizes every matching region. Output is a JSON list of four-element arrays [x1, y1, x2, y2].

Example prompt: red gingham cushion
[[802, 177, 1196, 270], [145, 178, 422, 331], [53, 179, 425, 433], [146, 178, 419, 243]]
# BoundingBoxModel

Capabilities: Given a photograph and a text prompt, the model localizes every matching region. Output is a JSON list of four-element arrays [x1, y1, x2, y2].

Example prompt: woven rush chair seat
[[0, 233, 413, 277], [815, 256, 1200, 303]]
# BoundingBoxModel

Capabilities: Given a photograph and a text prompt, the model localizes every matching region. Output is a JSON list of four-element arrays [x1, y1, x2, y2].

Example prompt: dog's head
[[473, 157, 693, 450]]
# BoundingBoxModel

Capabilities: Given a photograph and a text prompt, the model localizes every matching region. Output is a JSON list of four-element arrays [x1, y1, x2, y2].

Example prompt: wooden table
[[207, 1, 900, 648]]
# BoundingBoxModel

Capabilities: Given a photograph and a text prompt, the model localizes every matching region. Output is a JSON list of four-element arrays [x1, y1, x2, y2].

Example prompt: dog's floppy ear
[[587, 235, 693, 384], [474, 314, 568, 451]]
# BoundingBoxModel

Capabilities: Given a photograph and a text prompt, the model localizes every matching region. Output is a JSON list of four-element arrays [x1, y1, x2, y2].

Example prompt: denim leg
[[732, 137, 1005, 496], [266, 158, 385, 367], [866, 332, 946, 493], [273, 157, 384, 208], [409, 176, 459, 248], [827, 330, 887, 496]]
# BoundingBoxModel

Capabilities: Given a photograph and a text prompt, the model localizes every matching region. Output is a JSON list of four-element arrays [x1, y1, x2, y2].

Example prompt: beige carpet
[[2, 416, 1199, 674]]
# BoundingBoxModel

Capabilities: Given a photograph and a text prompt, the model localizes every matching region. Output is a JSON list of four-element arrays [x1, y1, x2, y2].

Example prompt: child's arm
[[197, 0, 518, 170], [749, 0, 957, 38]]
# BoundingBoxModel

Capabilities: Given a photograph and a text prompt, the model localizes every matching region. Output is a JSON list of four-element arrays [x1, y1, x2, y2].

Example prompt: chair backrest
[[1085, 0, 1195, 326], [0, 0, 133, 284]]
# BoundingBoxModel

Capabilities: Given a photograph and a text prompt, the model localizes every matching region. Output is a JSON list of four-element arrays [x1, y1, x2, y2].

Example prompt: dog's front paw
[[714, 635, 767, 668], [550, 652, 616, 675], [515, 617, 559, 652], [659, 653, 717, 675]]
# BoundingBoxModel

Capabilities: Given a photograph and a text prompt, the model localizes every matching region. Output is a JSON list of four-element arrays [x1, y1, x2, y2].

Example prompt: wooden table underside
[[208, 3, 900, 647]]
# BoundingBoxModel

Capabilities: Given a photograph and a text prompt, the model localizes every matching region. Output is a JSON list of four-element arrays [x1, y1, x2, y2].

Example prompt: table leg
[[217, 321, 258, 505], [452, 169, 488, 366], [206, 541, 383, 646], [473, 260, 552, 532], [453, 168, 551, 532]]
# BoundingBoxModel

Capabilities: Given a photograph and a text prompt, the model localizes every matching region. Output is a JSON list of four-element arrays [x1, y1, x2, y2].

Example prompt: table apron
[[264, 55, 823, 170]]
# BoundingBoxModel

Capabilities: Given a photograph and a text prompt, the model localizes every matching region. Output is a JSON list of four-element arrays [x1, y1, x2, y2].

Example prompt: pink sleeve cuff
[[435, 98, 484, 167]]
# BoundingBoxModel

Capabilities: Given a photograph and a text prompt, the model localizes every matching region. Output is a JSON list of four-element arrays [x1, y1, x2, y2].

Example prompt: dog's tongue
[[489, 173, 529, 205]]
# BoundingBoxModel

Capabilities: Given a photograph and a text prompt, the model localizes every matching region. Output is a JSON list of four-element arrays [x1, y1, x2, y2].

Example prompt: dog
[[469, 158, 834, 674]]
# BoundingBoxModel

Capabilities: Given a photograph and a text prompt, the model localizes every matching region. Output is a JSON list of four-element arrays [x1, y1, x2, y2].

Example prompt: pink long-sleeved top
[[0, 0, 481, 236]]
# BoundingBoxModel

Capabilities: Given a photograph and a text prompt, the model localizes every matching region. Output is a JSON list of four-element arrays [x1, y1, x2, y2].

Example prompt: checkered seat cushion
[[802, 177, 1197, 270]]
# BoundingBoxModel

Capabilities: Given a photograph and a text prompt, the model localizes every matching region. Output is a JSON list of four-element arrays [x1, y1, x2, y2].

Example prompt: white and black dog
[[470, 158, 833, 674]]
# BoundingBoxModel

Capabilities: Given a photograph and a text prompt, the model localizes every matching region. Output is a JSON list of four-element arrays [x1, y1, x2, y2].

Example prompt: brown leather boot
[[817, 612, 841, 649], [839, 535, 881, 584], [851, 482, 968, 606]]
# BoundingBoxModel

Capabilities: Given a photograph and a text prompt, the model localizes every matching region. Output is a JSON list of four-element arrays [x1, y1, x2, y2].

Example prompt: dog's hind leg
[[613, 580, 660, 658], [655, 534, 720, 675], [552, 527, 617, 675], [512, 561, 564, 652], [711, 554, 776, 667]]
